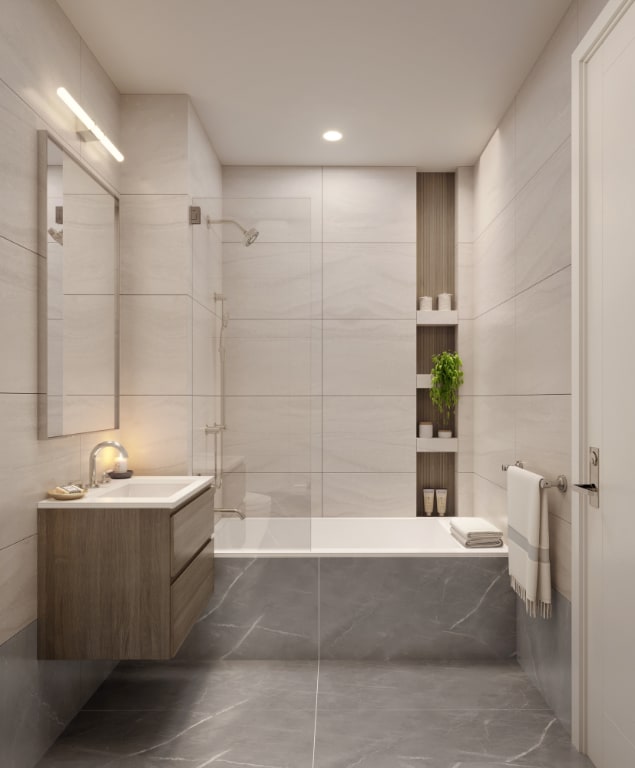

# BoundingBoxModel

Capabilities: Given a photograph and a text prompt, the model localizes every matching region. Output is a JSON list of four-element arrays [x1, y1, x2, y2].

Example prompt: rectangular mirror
[[38, 131, 119, 437]]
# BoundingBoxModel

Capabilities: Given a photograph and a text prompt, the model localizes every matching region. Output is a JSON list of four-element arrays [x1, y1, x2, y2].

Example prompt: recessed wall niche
[[416, 172, 457, 516]]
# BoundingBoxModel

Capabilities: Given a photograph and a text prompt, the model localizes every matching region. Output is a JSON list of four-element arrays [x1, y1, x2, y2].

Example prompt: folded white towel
[[450, 517, 503, 540], [507, 466, 552, 618], [451, 529, 503, 549]]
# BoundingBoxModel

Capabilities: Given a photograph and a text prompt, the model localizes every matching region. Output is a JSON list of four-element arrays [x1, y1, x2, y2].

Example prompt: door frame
[[571, 0, 635, 752]]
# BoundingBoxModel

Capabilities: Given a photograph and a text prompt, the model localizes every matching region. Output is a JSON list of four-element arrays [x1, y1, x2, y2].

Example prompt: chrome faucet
[[89, 441, 128, 488]]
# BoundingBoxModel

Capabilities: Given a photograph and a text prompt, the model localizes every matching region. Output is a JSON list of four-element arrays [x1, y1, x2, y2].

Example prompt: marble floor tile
[[313, 707, 592, 768], [317, 660, 549, 712], [36, 660, 591, 768]]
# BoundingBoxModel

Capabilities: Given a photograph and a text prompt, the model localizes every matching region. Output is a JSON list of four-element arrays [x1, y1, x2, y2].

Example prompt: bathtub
[[214, 516, 507, 557]]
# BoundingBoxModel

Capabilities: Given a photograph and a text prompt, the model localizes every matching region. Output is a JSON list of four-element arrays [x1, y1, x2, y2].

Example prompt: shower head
[[242, 227, 259, 247], [206, 217, 260, 247]]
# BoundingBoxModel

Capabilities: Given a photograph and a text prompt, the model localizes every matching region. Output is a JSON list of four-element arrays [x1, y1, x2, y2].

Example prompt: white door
[[574, 1, 635, 765]]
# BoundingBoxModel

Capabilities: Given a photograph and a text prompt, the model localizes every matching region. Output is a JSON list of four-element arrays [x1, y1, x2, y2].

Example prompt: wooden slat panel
[[417, 173, 456, 301], [171, 540, 214, 656], [171, 488, 214, 578], [416, 453, 456, 517], [416, 172, 458, 516]]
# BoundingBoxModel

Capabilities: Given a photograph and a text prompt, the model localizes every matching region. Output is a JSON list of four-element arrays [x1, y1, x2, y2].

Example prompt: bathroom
[[1, 0, 633, 766]]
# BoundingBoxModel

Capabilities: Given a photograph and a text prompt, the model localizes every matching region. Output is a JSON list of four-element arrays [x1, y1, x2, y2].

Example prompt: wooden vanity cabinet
[[37, 487, 214, 660]]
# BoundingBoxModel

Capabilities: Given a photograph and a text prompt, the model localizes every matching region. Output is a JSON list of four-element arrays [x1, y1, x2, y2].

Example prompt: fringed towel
[[450, 517, 503, 548], [507, 466, 552, 618]]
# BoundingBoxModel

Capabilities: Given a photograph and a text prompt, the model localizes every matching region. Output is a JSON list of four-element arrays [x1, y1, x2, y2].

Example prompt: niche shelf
[[416, 172, 457, 517], [416, 310, 458, 326], [416, 437, 458, 453]]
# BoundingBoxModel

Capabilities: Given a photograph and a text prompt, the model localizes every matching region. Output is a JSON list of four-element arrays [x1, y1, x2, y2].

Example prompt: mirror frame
[[37, 130, 120, 438]]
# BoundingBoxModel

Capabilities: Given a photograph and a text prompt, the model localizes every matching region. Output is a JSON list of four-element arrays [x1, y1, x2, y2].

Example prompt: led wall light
[[57, 87, 124, 162]]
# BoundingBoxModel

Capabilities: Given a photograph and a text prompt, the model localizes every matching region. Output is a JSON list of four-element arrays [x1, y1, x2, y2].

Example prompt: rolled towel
[[451, 529, 503, 548], [450, 517, 503, 540]]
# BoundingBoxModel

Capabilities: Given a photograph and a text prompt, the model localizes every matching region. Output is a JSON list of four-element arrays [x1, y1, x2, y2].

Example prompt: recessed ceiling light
[[322, 130, 343, 142]]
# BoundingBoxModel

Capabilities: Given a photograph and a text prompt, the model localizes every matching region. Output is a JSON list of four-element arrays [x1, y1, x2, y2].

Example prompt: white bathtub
[[214, 516, 508, 557]]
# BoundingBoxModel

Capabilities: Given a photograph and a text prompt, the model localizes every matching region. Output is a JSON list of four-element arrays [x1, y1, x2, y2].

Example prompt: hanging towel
[[507, 466, 552, 618]]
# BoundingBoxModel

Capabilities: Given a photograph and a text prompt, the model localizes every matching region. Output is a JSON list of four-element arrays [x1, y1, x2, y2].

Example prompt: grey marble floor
[[35, 660, 594, 768]]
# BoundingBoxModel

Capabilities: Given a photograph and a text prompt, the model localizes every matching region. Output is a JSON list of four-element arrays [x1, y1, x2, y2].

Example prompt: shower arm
[[206, 217, 248, 235]]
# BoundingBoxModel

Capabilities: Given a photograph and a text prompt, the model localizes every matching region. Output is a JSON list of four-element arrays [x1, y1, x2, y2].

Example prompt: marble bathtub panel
[[322, 473, 416, 518], [37, 705, 315, 768], [222, 165, 323, 242], [119, 195, 192, 296], [323, 167, 416, 243], [222, 241, 317, 319], [313, 706, 590, 768], [319, 557, 515, 660], [323, 396, 416, 473], [323, 319, 415, 396], [517, 590, 573, 734], [323, 242, 416, 319], [176, 558, 319, 660]]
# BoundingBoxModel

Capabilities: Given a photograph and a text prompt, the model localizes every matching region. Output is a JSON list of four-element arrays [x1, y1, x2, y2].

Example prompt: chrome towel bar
[[501, 461, 568, 492]]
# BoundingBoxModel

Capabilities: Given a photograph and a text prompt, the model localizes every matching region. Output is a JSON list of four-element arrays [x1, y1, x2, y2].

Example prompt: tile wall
[[221, 166, 417, 518], [0, 1, 123, 764], [464, 0, 609, 730]]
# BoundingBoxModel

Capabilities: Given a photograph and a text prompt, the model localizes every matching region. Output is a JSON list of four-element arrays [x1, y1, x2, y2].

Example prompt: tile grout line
[[311, 557, 321, 767]]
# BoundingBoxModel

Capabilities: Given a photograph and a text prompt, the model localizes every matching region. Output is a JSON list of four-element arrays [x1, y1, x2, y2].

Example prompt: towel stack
[[450, 518, 503, 548]]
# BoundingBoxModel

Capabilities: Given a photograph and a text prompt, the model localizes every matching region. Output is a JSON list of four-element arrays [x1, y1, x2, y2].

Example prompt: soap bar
[[54, 484, 83, 495]]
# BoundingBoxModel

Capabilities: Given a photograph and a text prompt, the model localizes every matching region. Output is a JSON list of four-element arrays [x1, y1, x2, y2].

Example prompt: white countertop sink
[[38, 476, 214, 510]]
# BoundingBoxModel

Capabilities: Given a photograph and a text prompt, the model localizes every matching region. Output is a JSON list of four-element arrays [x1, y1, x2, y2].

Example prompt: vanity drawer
[[170, 539, 214, 655], [171, 488, 214, 577]]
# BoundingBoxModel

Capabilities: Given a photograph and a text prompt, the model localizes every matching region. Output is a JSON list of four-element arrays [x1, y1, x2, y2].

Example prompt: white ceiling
[[57, 0, 571, 169]]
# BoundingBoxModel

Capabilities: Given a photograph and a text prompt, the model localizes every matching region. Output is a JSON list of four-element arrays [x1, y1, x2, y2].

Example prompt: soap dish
[[107, 469, 134, 480], [47, 489, 86, 501]]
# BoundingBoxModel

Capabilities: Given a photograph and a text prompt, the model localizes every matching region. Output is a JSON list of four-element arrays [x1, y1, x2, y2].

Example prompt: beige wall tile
[[549, 514, 572, 600], [473, 202, 515, 316], [323, 473, 416, 517], [473, 396, 516, 488], [472, 301, 516, 396], [323, 167, 416, 243], [0, 537, 37, 646], [0, 241, 38, 393]]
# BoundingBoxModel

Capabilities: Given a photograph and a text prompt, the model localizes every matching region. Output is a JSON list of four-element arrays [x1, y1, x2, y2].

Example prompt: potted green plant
[[430, 351, 463, 437]]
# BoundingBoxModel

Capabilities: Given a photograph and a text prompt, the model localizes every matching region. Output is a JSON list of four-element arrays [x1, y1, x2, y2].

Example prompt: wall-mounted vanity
[[37, 477, 214, 660], [37, 131, 119, 437]]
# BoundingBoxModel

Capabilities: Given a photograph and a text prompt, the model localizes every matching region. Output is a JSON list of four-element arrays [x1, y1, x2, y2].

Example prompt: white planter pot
[[438, 429, 453, 439]]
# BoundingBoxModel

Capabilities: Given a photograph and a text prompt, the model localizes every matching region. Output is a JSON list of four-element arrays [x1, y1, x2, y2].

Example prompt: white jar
[[418, 422, 433, 438], [418, 296, 433, 311], [437, 293, 452, 311]]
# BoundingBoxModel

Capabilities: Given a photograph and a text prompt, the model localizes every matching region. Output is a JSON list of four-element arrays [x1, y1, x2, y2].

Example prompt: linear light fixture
[[56, 87, 124, 162]]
